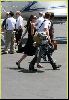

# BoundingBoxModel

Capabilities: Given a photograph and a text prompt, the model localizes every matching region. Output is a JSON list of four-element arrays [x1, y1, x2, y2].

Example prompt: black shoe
[[29, 65, 37, 72], [10, 52, 14, 54], [2, 51, 8, 54], [53, 64, 61, 70], [43, 57, 47, 61], [16, 62, 21, 69]]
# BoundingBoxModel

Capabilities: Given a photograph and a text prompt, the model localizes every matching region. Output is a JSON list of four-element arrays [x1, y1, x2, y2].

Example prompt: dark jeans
[[15, 29, 23, 45], [29, 45, 56, 69]]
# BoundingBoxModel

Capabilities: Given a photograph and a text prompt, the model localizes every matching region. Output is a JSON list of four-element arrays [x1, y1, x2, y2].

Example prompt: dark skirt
[[23, 35, 36, 56]]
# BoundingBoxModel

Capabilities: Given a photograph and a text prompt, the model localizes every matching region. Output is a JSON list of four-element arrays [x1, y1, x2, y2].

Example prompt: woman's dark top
[[23, 22, 36, 56]]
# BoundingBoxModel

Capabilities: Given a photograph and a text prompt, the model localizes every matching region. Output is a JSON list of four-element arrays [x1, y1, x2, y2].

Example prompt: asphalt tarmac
[[1, 44, 67, 99], [1, 21, 68, 99]]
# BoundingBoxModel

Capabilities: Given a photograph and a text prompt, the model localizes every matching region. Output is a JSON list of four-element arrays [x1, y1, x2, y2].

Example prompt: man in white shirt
[[29, 12, 61, 71], [38, 12, 51, 68], [15, 11, 23, 46], [2, 12, 10, 45], [36, 12, 44, 31], [3, 11, 16, 54]]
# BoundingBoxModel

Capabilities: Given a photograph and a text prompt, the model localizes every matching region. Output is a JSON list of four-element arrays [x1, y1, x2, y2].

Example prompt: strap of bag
[[37, 20, 46, 31]]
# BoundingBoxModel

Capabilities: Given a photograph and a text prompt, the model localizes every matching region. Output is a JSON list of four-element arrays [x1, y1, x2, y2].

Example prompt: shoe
[[37, 64, 43, 68], [10, 52, 14, 54], [29, 65, 37, 72], [16, 51, 23, 53], [16, 62, 21, 69], [53, 64, 61, 70], [43, 57, 47, 61], [2, 51, 8, 54]]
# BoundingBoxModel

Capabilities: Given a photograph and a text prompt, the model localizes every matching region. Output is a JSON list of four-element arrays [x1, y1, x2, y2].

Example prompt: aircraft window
[[58, 5, 66, 8], [50, 7, 57, 8]]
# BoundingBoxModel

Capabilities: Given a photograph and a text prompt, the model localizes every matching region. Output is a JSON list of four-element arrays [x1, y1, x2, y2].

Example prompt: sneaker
[[16, 62, 21, 69], [29, 65, 37, 72]]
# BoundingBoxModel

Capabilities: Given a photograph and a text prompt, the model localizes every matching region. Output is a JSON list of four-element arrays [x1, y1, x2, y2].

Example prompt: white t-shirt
[[36, 16, 44, 30], [37, 18, 51, 32], [6, 17, 16, 30], [16, 16, 23, 29]]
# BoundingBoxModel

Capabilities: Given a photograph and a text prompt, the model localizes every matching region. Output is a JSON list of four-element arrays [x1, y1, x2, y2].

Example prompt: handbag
[[33, 32, 42, 45]]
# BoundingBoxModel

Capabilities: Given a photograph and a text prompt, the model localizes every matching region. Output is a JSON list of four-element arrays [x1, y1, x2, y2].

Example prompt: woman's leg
[[18, 54, 27, 63], [16, 54, 27, 68]]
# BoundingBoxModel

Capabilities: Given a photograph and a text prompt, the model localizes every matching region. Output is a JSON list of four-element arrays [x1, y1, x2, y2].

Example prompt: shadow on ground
[[8, 67, 45, 73]]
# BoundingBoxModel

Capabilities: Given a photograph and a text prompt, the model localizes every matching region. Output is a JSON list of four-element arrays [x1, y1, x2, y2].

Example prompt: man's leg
[[10, 31, 14, 53], [36, 46, 43, 68], [29, 55, 37, 71], [46, 50, 61, 70], [3, 31, 11, 53]]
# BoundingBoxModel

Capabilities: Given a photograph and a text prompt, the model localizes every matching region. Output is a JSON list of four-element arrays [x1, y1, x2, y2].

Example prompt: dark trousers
[[29, 48, 56, 69], [15, 29, 22, 45]]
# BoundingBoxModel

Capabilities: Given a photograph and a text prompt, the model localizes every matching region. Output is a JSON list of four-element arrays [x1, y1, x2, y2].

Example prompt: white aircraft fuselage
[[1, 1, 67, 22]]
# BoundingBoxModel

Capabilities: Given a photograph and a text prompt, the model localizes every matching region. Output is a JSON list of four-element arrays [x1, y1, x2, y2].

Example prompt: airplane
[[1, 1, 67, 24]]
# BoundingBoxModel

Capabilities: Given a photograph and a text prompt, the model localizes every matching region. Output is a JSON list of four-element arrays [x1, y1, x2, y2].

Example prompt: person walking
[[16, 15, 37, 70], [36, 12, 44, 31], [29, 12, 61, 71]]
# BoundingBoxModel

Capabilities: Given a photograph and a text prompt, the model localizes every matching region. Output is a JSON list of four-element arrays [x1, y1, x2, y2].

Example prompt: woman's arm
[[31, 23, 35, 36], [44, 28, 51, 43]]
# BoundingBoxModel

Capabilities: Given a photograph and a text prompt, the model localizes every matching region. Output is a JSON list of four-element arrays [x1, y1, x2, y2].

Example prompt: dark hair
[[9, 11, 14, 17], [50, 13, 54, 19], [27, 15, 35, 27], [45, 12, 50, 19]]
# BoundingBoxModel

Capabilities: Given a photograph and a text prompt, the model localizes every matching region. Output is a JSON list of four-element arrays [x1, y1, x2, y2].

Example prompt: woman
[[16, 15, 37, 69]]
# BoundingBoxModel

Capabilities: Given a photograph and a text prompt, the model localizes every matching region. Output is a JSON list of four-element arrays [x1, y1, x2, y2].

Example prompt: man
[[29, 12, 61, 71], [36, 12, 44, 31], [49, 12, 54, 42], [43, 12, 55, 61], [15, 11, 23, 47], [3, 11, 16, 54], [35, 12, 45, 67], [2, 12, 10, 44], [2, 12, 10, 31]]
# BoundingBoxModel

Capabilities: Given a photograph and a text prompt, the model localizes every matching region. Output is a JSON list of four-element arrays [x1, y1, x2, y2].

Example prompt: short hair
[[6, 12, 10, 15], [9, 11, 14, 17], [50, 12, 54, 18], [39, 12, 43, 15], [45, 12, 51, 19], [16, 11, 21, 15], [46, 12, 54, 19]]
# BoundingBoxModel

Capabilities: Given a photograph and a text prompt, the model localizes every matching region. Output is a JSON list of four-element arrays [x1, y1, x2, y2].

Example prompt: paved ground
[[1, 19, 68, 99], [1, 44, 67, 99]]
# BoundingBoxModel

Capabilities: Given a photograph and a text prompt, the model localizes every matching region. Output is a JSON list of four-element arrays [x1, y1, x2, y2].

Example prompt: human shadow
[[18, 68, 45, 73], [8, 67, 45, 73], [45, 68, 60, 71], [7, 67, 21, 70], [28, 61, 50, 64]]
